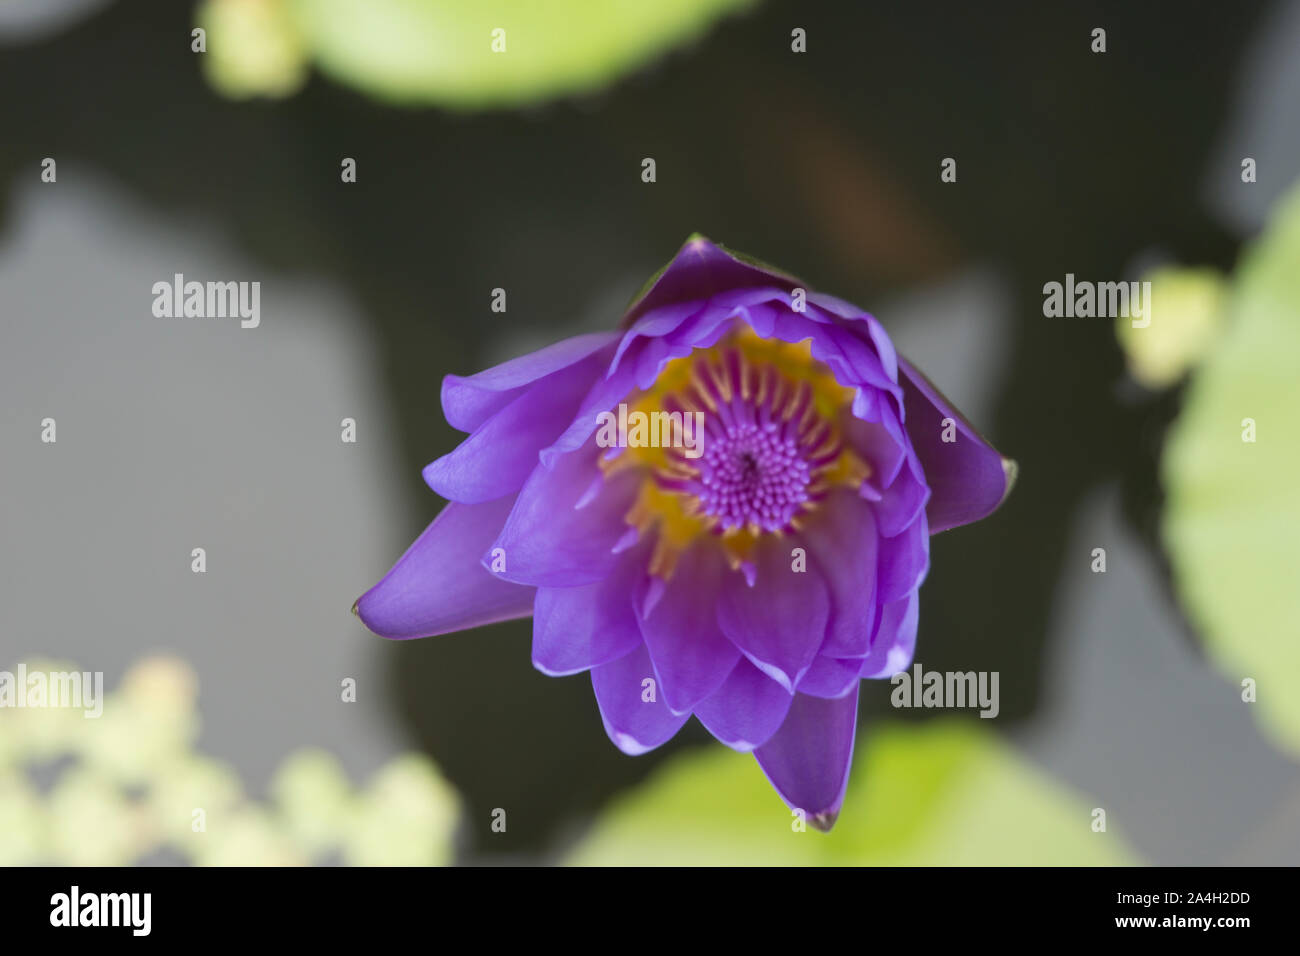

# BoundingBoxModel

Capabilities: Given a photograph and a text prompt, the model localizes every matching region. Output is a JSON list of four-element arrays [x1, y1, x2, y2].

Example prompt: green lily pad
[[568, 721, 1139, 865], [201, 0, 757, 107], [1162, 181, 1300, 758]]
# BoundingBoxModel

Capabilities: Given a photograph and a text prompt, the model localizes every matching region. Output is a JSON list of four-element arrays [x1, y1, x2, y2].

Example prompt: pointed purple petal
[[804, 293, 900, 385], [355, 497, 534, 640], [877, 506, 930, 604], [860, 590, 919, 679], [693, 658, 793, 752], [639, 544, 740, 714], [717, 538, 830, 691], [754, 688, 860, 830], [611, 300, 704, 370], [898, 356, 1013, 534], [540, 359, 642, 466], [441, 332, 618, 432], [800, 308, 902, 407], [800, 491, 878, 659], [621, 236, 800, 330], [531, 543, 649, 676], [490, 447, 640, 588], [870, 446, 930, 538], [591, 643, 690, 755], [796, 654, 862, 699], [425, 349, 608, 503], [843, 413, 906, 489]]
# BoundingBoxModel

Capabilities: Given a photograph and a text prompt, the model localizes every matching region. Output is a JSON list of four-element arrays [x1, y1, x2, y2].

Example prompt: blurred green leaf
[[197, 0, 756, 107], [270, 748, 355, 855], [46, 766, 149, 866], [0, 655, 463, 865], [191, 805, 308, 867], [0, 773, 45, 866], [343, 754, 461, 866], [569, 720, 1138, 865], [197, 0, 310, 99], [149, 754, 245, 849], [1162, 181, 1300, 759], [1116, 266, 1227, 389]]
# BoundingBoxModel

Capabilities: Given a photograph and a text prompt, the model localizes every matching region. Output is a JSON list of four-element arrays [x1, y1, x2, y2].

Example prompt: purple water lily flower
[[356, 237, 1014, 830]]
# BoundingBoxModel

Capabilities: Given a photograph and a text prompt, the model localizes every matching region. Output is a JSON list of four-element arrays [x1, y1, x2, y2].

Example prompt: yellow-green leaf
[[1162, 180, 1300, 758], [569, 721, 1139, 865]]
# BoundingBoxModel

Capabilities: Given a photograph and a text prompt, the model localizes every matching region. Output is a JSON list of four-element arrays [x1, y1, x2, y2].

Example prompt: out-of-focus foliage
[[196, 0, 309, 99], [1116, 267, 1227, 389], [195, 0, 756, 107], [1162, 181, 1300, 759], [0, 655, 460, 865], [569, 721, 1139, 865]]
